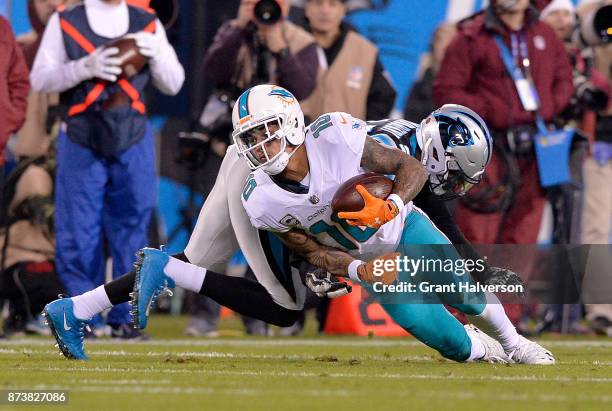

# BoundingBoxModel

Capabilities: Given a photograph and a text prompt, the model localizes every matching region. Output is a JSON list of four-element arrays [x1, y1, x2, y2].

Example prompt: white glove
[[81, 47, 122, 82], [305, 268, 352, 299], [130, 31, 161, 59]]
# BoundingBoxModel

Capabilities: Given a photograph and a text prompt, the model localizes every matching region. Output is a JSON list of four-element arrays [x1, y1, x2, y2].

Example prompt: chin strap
[[420, 137, 432, 167], [263, 142, 303, 175]]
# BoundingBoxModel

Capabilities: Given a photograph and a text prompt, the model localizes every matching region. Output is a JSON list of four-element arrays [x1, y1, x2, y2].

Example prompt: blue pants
[[55, 127, 156, 326], [380, 208, 486, 362]]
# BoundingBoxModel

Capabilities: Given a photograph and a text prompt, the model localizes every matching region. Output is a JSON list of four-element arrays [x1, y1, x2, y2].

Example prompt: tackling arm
[[277, 229, 355, 278]]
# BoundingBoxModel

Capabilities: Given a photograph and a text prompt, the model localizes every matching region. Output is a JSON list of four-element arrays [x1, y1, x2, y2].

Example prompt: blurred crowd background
[[0, 0, 610, 339]]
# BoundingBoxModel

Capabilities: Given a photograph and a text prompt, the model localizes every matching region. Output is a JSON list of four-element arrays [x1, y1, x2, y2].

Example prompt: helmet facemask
[[429, 158, 482, 200], [233, 113, 301, 175], [234, 116, 285, 168], [232, 85, 306, 175]]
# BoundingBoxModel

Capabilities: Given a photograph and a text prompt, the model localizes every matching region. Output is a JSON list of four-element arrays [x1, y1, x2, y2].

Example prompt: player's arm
[[275, 229, 397, 285], [361, 136, 428, 206], [277, 229, 354, 277], [338, 137, 428, 228]]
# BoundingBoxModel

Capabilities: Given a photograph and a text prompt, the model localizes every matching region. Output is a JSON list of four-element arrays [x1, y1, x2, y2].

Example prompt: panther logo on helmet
[[445, 120, 474, 147]]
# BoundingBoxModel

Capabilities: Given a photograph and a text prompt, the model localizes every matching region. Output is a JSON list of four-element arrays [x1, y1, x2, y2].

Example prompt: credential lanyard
[[494, 33, 546, 134]]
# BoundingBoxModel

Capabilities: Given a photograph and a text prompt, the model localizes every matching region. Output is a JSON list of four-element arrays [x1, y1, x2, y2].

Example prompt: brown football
[[332, 173, 393, 213], [105, 37, 146, 78]]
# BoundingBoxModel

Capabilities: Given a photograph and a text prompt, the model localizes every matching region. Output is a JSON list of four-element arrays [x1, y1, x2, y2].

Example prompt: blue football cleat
[[42, 298, 89, 360], [131, 248, 175, 330]]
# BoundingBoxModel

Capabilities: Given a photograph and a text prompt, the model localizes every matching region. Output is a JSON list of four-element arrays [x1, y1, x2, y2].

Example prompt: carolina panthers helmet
[[232, 84, 305, 175], [416, 104, 493, 199]]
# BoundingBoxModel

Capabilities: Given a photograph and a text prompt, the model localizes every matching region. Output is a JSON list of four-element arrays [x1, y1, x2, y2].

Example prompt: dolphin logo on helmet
[[232, 85, 306, 175]]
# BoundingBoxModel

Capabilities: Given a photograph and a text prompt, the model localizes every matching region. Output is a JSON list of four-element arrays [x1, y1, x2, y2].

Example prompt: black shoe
[[110, 323, 150, 340], [84, 327, 98, 340], [2, 316, 27, 337], [591, 316, 612, 336]]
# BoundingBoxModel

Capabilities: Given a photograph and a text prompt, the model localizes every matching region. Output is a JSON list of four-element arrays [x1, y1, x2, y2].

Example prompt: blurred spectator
[[0, 150, 63, 336], [536, 0, 607, 335], [14, 0, 71, 160], [17, 0, 66, 68], [0, 17, 30, 167], [575, 0, 612, 336], [300, 0, 396, 121], [30, 0, 184, 338], [203, 0, 318, 100], [1, 2, 67, 337], [404, 23, 456, 122], [541, 0, 610, 127], [433, 0, 574, 245], [540, 0, 574, 41]]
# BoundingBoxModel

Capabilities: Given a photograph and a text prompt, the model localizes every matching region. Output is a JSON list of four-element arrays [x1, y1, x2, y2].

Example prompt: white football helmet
[[416, 104, 493, 199], [232, 84, 305, 175]]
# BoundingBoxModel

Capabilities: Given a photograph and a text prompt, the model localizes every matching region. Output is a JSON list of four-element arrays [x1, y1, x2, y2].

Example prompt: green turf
[[1, 315, 611, 411]]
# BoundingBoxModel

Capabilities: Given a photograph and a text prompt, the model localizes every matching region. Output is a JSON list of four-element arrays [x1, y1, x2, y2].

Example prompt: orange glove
[[337, 185, 401, 229]]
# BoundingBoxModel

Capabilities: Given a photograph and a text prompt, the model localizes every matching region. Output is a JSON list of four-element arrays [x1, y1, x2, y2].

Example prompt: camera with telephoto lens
[[254, 0, 282, 25], [573, 4, 611, 47], [574, 74, 609, 112]]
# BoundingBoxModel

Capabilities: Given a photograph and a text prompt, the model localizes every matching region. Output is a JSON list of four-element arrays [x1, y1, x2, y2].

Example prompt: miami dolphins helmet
[[232, 84, 305, 175]]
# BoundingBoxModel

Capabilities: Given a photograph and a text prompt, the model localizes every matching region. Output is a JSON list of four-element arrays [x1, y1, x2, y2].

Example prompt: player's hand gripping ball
[[332, 173, 398, 229]]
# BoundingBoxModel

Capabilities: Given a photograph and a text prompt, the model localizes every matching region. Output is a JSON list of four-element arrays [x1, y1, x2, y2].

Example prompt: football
[[105, 36, 146, 78], [331, 172, 393, 213]]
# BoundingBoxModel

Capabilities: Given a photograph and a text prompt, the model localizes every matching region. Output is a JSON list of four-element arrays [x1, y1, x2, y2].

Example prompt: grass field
[[1, 315, 611, 411]]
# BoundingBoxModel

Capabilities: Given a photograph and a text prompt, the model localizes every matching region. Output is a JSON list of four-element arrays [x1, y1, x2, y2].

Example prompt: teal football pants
[[380, 207, 486, 361]]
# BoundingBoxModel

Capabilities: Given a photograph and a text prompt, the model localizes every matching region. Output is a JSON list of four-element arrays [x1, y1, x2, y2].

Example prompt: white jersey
[[242, 112, 412, 257], [184, 145, 306, 311]]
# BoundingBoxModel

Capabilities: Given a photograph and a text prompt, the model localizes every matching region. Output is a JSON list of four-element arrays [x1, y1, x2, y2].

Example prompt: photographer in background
[[203, 0, 319, 101], [541, 0, 610, 129], [433, 0, 574, 246], [573, 0, 612, 336], [433, 0, 574, 325]]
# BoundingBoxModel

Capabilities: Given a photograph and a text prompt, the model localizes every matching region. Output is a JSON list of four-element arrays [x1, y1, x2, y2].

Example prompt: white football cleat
[[506, 335, 556, 365], [464, 324, 510, 363]]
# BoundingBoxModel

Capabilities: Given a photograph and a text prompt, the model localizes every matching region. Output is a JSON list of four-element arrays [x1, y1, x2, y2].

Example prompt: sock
[[164, 256, 207, 292], [104, 271, 136, 305], [468, 293, 520, 352], [467, 332, 486, 361], [72, 285, 113, 321]]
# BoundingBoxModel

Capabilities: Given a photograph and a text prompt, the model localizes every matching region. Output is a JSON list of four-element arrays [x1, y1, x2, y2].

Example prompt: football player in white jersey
[[229, 84, 554, 365], [42, 85, 550, 364]]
